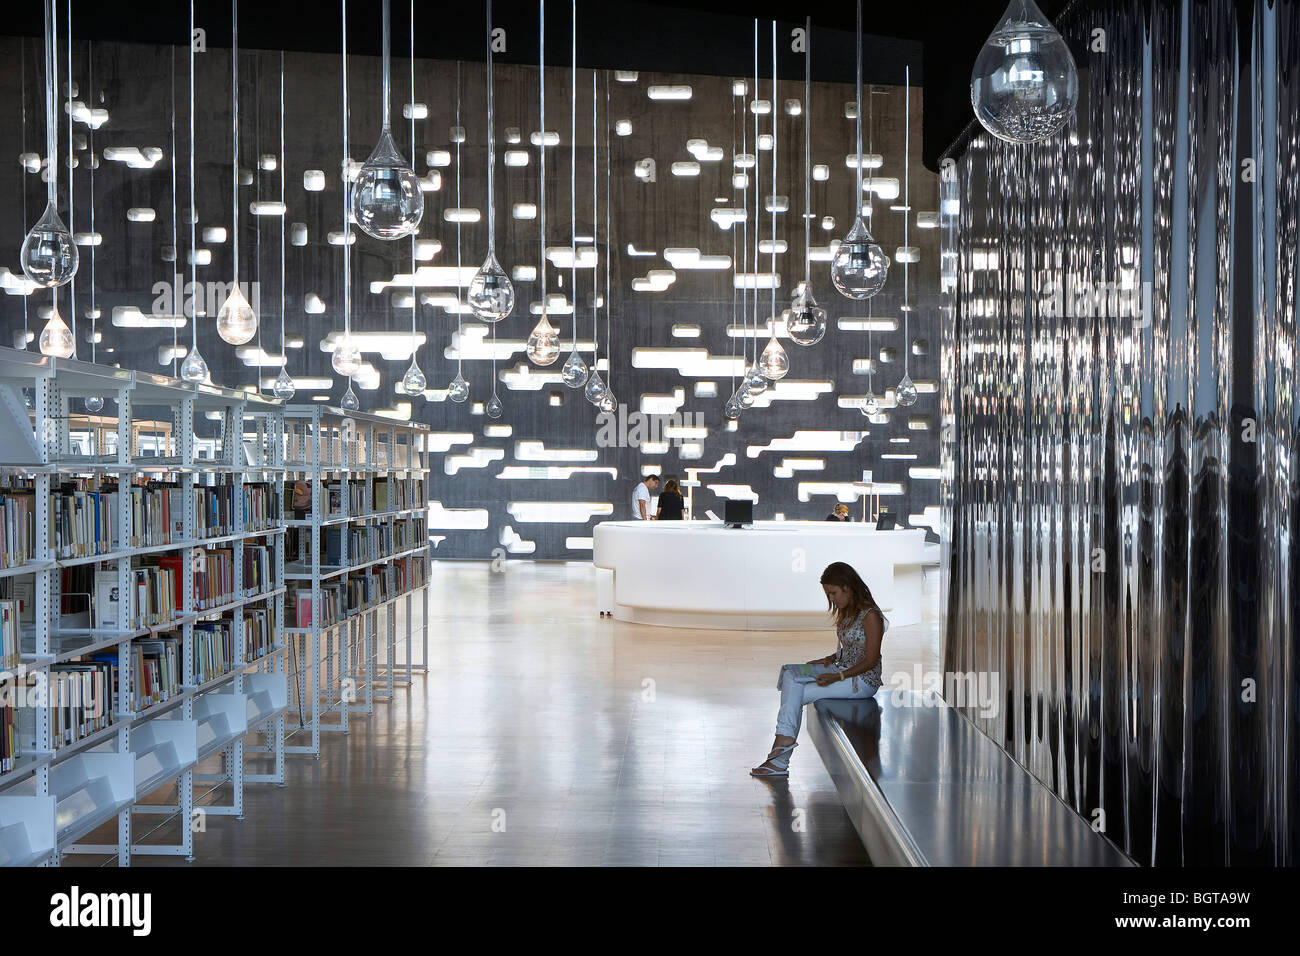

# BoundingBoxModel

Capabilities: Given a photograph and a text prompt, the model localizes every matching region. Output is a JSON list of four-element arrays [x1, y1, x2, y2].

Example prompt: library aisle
[[68, 561, 941, 866]]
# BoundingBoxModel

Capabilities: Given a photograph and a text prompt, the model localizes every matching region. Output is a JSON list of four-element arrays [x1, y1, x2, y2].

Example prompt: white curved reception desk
[[592, 521, 927, 630]]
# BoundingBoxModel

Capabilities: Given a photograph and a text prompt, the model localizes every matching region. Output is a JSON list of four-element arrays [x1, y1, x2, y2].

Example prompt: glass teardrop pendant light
[[401, 358, 426, 395], [788, 20, 826, 348], [745, 363, 767, 395], [738, 386, 756, 409], [22, 0, 78, 288], [351, 0, 423, 240], [486, 391, 503, 418], [468, 0, 515, 322], [760, 335, 790, 381], [598, 387, 616, 414], [562, 349, 588, 387], [832, 0, 887, 300], [332, 339, 362, 376], [724, 392, 743, 420], [861, 391, 879, 416], [340, 382, 361, 411], [583, 369, 608, 407], [272, 365, 296, 399], [971, 0, 1077, 144], [180, 347, 209, 383], [559, 3, 590, 390], [38, 304, 75, 358], [216, 0, 257, 346], [787, 283, 827, 346], [447, 371, 470, 403], [84, 395, 105, 413]]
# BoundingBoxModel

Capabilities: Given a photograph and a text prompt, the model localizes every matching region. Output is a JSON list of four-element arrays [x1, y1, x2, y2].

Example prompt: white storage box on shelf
[[131, 719, 199, 799], [193, 691, 250, 762], [50, 751, 136, 848], [244, 672, 288, 727], [0, 796, 58, 867]]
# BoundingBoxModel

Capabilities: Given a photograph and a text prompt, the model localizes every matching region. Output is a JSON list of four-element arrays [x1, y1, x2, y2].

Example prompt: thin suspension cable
[[67, 0, 75, 355], [188, 0, 198, 360], [603, 69, 611, 392], [903, 64, 910, 377], [255, 54, 262, 391], [538, 0, 547, 325], [20, 42, 27, 347], [751, 19, 759, 365], [769, 19, 776, 344], [455, 62, 463, 375], [409, 0, 417, 353], [591, 70, 597, 362], [739, 72, 748, 374], [44, 0, 57, 207], [169, 47, 178, 373], [803, 16, 811, 288], [381, 0, 391, 128], [232, 0, 240, 290], [89, 43, 98, 365], [485, 0, 497, 251], [342, 0, 351, 343], [854, 0, 863, 207], [729, 87, 737, 394], [569, 0, 577, 351], [280, 51, 287, 367]]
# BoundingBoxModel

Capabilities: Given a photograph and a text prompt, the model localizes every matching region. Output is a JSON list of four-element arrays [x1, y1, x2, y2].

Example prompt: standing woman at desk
[[751, 562, 886, 777], [656, 478, 685, 520]]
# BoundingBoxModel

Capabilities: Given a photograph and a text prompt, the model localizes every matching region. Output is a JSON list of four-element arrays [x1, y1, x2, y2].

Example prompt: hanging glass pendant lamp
[[447, 372, 470, 403], [758, 22, 789, 382], [561, 2, 588, 388], [468, 0, 516, 322], [397, 0, 425, 396], [215, 0, 257, 346], [724, 390, 743, 420], [340, 382, 361, 411], [23, 0, 78, 289], [351, 0, 423, 239], [831, 0, 887, 300], [272, 366, 296, 399], [527, 0, 561, 367], [895, 66, 918, 408], [787, 17, 826, 348], [270, 53, 295, 399], [39, 304, 75, 358], [334, 0, 361, 406], [971, 0, 1077, 144]]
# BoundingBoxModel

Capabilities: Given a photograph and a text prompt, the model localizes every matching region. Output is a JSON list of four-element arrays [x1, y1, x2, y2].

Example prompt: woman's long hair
[[820, 562, 881, 629], [663, 478, 680, 496]]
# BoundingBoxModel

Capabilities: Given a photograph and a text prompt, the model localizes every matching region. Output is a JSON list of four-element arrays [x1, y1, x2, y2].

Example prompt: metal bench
[[807, 692, 1135, 866]]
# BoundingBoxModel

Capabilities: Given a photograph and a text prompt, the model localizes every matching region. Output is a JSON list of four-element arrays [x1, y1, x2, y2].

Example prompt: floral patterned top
[[835, 606, 886, 691]]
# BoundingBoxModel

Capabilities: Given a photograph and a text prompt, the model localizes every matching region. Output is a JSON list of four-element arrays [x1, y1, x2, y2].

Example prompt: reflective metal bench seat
[[806, 693, 1136, 866]]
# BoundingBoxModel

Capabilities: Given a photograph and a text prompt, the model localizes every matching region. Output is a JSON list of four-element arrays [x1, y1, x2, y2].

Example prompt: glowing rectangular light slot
[[427, 149, 451, 166], [504, 150, 530, 166], [647, 85, 692, 100], [750, 99, 771, 114], [512, 265, 537, 281], [304, 293, 326, 313], [187, 249, 211, 266], [733, 80, 748, 95], [529, 131, 560, 146], [485, 425, 512, 438], [250, 201, 287, 216], [512, 202, 537, 219], [672, 324, 701, 338], [813, 164, 829, 181], [627, 244, 657, 257], [710, 207, 746, 229], [444, 208, 481, 223], [303, 169, 325, 190], [403, 102, 428, 119], [758, 239, 787, 254], [202, 226, 227, 243], [415, 239, 441, 259], [671, 161, 701, 177], [127, 207, 155, 222], [734, 153, 755, 169], [894, 246, 920, 263], [839, 317, 899, 332], [864, 177, 900, 200], [73, 232, 102, 246], [694, 382, 717, 398], [846, 153, 883, 170], [732, 272, 781, 289], [615, 119, 632, 136], [785, 98, 802, 116], [757, 134, 773, 150], [616, 70, 639, 82], [514, 441, 598, 462], [291, 223, 308, 246], [764, 195, 789, 213], [112, 306, 185, 329]]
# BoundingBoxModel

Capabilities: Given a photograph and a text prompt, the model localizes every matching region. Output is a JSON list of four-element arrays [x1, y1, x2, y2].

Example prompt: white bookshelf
[[0, 347, 289, 865], [280, 405, 430, 758]]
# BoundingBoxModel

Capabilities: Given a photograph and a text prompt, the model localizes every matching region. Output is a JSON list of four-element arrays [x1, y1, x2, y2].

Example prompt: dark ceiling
[[2, 0, 1075, 171]]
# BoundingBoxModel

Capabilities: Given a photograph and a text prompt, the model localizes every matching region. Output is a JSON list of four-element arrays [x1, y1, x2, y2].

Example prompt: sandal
[[750, 742, 796, 777]]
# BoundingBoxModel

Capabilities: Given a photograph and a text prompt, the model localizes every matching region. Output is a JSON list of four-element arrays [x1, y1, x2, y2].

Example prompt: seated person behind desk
[[656, 478, 684, 520], [825, 503, 851, 522]]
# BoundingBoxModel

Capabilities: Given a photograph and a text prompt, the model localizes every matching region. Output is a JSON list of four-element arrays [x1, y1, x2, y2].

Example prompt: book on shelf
[[0, 485, 36, 568], [244, 607, 273, 660], [93, 570, 124, 630], [1, 698, 16, 772], [193, 619, 234, 684]]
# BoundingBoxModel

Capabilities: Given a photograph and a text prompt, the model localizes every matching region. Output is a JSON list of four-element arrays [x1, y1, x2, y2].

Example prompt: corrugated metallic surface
[[939, 0, 1299, 865]]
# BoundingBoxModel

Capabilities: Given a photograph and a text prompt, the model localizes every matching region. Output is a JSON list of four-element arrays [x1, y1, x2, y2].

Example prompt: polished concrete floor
[[74, 560, 940, 866]]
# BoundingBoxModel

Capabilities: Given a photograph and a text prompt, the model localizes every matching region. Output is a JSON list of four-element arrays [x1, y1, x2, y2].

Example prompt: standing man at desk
[[632, 474, 660, 520]]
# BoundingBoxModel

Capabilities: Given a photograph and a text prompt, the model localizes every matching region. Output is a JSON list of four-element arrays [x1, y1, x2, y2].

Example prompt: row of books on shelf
[[87, 546, 277, 627], [286, 566, 393, 628], [392, 555, 426, 592], [1, 486, 36, 569], [193, 607, 276, 683], [93, 565, 180, 630], [1, 598, 20, 671], [372, 476, 426, 512], [0, 480, 283, 564]]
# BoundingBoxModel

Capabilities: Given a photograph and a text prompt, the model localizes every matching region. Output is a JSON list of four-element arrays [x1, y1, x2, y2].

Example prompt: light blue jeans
[[775, 662, 878, 738]]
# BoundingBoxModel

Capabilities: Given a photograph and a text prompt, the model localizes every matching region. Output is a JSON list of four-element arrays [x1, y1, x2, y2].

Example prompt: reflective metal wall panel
[[939, 0, 1299, 866]]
